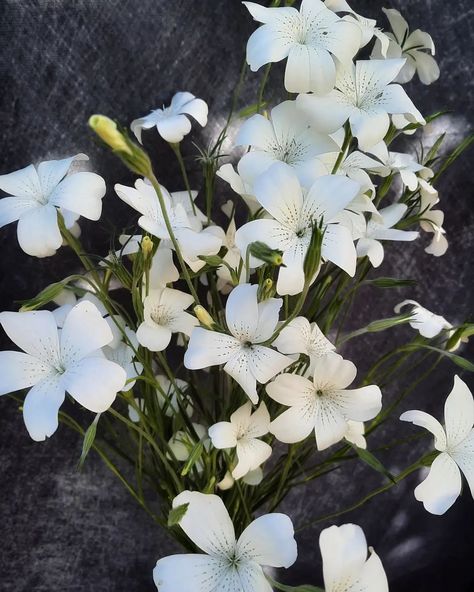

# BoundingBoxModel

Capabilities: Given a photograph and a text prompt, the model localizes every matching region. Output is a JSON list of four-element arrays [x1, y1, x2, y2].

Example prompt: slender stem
[[170, 143, 197, 215], [331, 126, 352, 174]]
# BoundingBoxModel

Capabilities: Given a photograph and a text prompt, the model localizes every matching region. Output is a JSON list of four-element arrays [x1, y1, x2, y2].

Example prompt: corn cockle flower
[[244, 0, 361, 94], [153, 491, 297, 592], [184, 283, 292, 403], [235, 163, 360, 295], [131, 91, 208, 144], [394, 299, 452, 339], [372, 8, 440, 85], [0, 301, 126, 441], [400, 376, 474, 515], [356, 204, 419, 268], [0, 154, 106, 257], [297, 58, 425, 150], [319, 523, 389, 591], [209, 402, 272, 480], [268, 355, 382, 450], [136, 287, 197, 352]]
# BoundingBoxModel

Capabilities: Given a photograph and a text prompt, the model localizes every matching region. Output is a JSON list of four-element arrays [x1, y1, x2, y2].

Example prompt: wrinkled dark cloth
[[0, 1, 473, 591]]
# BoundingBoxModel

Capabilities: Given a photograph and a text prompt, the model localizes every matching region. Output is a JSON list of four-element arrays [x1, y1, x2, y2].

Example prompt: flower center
[[150, 304, 173, 327]]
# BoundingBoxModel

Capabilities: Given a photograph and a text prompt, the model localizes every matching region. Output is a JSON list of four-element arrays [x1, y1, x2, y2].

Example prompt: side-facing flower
[[131, 91, 208, 143], [319, 523, 389, 591], [400, 375, 474, 514], [0, 154, 106, 257], [153, 491, 297, 592], [356, 203, 419, 268], [244, 0, 361, 94], [235, 162, 360, 295], [297, 58, 425, 150], [268, 355, 381, 450], [103, 319, 143, 389], [0, 301, 126, 441], [184, 283, 292, 403], [209, 402, 272, 480], [394, 299, 452, 339], [136, 287, 197, 352], [417, 178, 448, 257], [368, 142, 430, 191]]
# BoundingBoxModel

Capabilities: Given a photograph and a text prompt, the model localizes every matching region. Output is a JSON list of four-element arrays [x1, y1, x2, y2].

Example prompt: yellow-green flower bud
[[88, 115, 132, 155], [249, 241, 284, 267], [194, 305, 215, 329], [141, 236, 154, 259]]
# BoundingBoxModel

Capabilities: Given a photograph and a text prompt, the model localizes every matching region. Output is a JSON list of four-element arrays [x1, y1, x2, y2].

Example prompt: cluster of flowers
[[0, 1, 472, 590]]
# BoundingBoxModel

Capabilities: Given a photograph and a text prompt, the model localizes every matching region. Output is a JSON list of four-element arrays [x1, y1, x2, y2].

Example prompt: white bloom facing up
[[0, 154, 106, 257], [394, 299, 452, 339], [131, 91, 208, 144], [356, 203, 419, 268], [400, 375, 474, 514], [268, 355, 382, 450], [0, 301, 126, 441], [153, 491, 297, 592], [372, 8, 440, 85], [244, 0, 361, 94], [209, 402, 272, 480], [184, 284, 292, 403], [320, 523, 389, 591], [136, 287, 197, 352], [297, 58, 425, 150], [235, 162, 360, 295]]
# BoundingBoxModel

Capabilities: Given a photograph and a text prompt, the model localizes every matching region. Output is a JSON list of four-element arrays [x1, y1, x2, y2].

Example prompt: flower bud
[[88, 115, 132, 155], [304, 222, 324, 281], [194, 305, 215, 329], [258, 278, 275, 301], [141, 236, 154, 259], [249, 241, 284, 266], [217, 471, 235, 491]]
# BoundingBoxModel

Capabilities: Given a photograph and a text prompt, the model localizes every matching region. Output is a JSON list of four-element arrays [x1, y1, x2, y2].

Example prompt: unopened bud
[[141, 236, 154, 258], [249, 242, 284, 267], [194, 305, 215, 329], [88, 115, 132, 155], [217, 471, 235, 491], [304, 222, 324, 280], [258, 278, 275, 301]]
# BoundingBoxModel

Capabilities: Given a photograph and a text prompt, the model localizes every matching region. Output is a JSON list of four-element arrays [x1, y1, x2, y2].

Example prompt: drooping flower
[[394, 299, 452, 339], [400, 375, 474, 514], [372, 8, 440, 85], [356, 203, 419, 268], [244, 0, 361, 94], [209, 402, 272, 480], [184, 283, 292, 403], [297, 58, 425, 150], [235, 100, 337, 186], [131, 92, 208, 144], [136, 287, 197, 352], [319, 523, 389, 591], [153, 491, 297, 592], [0, 301, 126, 441], [268, 355, 382, 450], [0, 154, 106, 257], [417, 178, 448, 257], [368, 142, 430, 191], [235, 162, 360, 295]]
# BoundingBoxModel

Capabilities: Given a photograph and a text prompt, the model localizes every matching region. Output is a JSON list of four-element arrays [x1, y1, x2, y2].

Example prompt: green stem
[[170, 142, 197, 215]]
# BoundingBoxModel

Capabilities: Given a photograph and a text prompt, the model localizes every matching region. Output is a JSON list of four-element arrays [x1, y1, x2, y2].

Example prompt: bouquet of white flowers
[[1, 1, 473, 590]]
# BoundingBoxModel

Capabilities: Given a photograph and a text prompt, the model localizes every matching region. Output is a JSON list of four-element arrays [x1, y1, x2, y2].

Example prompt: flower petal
[[400, 409, 447, 451], [185, 327, 241, 369], [271, 403, 316, 443], [304, 174, 361, 223], [285, 44, 336, 94], [156, 114, 192, 143], [0, 351, 54, 396], [444, 375, 474, 449], [0, 196, 38, 228], [322, 223, 357, 276], [249, 345, 292, 385], [234, 438, 272, 479], [254, 298, 282, 342], [0, 164, 42, 198], [296, 91, 353, 134], [136, 321, 172, 351], [225, 350, 259, 403], [208, 421, 238, 449], [178, 97, 208, 127], [349, 110, 390, 151], [226, 284, 259, 342], [267, 372, 314, 406], [357, 237, 384, 267], [49, 172, 106, 221], [22, 374, 65, 441], [414, 452, 462, 515], [17, 204, 63, 257]]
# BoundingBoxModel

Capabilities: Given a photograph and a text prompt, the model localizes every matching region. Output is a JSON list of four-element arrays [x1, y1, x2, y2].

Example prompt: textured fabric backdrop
[[0, 0, 473, 591]]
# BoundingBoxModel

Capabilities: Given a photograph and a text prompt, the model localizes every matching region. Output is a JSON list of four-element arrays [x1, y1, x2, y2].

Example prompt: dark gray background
[[0, 1, 473, 590]]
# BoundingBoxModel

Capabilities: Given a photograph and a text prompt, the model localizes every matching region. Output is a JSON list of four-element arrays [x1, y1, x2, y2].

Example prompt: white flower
[[153, 491, 297, 592], [235, 100, 337, 186], [136, 287, 197, 352], [0, 154, 105, 257], [400, 375, 474, 515], [213, 217, 246, 292], [297, 58, 425, 150], [217, 162, 261, 214], [103, 319, 143, 389], [244, 0, 361, 94], [209, 402, 272, 480], [356, 203, 419, 268], [344, 420, 367, 449], [115, 179, 222, 272], [168, 424, 208, 466], [0, 301, 126, 441], [131, 91, 208, 143], [394, 299, 452, 339], [268, 355, 382, 450], [417, 179, 448, 257], [235, 163, 360, 295], [319, 523, 388, 591], [184, 283, 292, 403], [372, 8, 440, 85], [368, 142, 430, 191]]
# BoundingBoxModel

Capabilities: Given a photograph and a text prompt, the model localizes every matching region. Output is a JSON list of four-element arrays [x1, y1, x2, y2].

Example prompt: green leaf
[[167, 503, 189, 527], [18, 279, 73, 311], [350, 444, 396, 484], [268, 578, 324, 592], [180, 441, 204, 476], [402, 343, 474, 372], [78, 413, 100, 469], [424, 133, 446, 166], [365, 277, 416, 289], [432, 134, 474, 181]]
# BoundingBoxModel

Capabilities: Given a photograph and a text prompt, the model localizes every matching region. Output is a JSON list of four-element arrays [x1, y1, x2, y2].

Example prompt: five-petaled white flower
[[394, 299, 452, 339], [131, 91, 208, 144], [319, 523, 389, 591], [400, 375, 474, 515], [0, 301, 126, 441], [209, 402, 272, 480], [372, 8, 440, 85], [356, 203, 419, 268], [235, 100, 337, 187], [235, 162, 360, 295], [136, 287, 197, 352], [184, 283, 292, 403], [153, 491, 297, 592], [0, 154, 105, 257], [369, 142, 430, 191], [297, 58, 425, 150], [268, 355, 382, 450], [244, 0, 361, 94]]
